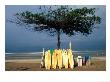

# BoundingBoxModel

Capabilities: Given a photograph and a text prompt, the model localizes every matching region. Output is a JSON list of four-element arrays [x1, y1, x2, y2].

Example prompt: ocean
[[5, 50, 106, 60]]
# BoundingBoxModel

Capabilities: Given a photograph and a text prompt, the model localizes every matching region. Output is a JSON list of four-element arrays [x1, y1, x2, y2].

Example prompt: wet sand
[[5, 57, 106, 71]]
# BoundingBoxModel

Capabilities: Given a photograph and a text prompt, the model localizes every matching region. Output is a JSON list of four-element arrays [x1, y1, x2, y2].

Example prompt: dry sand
[[5, 57, 106, 71]]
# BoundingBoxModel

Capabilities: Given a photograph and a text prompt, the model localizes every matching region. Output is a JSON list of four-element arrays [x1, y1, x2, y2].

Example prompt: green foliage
[[12, 6, 101, 36]]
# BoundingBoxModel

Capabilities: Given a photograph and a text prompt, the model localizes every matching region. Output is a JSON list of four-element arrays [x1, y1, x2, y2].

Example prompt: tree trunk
[[57, 30, 60, 49]]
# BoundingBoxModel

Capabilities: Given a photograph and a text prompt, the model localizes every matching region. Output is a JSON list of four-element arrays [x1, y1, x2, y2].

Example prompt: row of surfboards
[[40, 49, 74, 69]]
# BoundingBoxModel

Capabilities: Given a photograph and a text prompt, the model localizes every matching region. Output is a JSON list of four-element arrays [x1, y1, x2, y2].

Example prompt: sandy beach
[[5, 57, 106, 71]]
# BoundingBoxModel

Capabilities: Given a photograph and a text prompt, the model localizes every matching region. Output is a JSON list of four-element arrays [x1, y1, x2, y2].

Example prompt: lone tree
[[9, 6, 101, 49]]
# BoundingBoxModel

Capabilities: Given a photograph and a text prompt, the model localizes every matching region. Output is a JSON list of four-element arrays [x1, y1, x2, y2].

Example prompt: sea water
[[5, 50, 106, 60]]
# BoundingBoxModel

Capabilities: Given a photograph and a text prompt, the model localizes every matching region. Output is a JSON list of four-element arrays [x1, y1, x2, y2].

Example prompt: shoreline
[[5, 56, 106, 71], [5, 56, 106, 62], [5, 59, 41, 63]]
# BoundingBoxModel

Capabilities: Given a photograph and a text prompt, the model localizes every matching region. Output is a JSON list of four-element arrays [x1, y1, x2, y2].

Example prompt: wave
[[6, 50, 105, 54]]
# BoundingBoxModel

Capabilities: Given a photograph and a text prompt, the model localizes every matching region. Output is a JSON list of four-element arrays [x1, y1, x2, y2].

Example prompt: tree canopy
[[9, 6, 101, 48]]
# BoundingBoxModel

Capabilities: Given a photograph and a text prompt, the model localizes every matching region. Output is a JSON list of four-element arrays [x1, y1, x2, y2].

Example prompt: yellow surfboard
[[68, 49, 74, 69], [45, 50, 51, 69], [62, 50, 68, 69], [52, 50, 57, 69], [57, 49, 62, 69]]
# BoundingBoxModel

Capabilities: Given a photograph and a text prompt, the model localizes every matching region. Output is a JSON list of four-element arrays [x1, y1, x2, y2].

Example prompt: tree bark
[[57, 30, 61, 49]]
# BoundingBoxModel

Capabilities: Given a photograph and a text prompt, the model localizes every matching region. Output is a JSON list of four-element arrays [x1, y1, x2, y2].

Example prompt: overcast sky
[[5, 5, 106, 52]]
